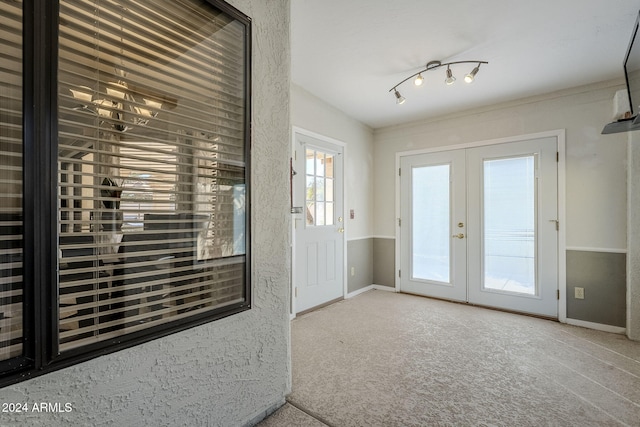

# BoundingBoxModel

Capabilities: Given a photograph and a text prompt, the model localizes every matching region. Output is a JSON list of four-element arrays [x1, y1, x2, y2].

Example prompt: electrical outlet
[[574, 287, 585, 299], [350, 267, 355, 276]]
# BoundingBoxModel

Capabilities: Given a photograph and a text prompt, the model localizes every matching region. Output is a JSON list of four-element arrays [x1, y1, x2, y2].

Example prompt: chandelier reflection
[[70, 69, 162, 132]]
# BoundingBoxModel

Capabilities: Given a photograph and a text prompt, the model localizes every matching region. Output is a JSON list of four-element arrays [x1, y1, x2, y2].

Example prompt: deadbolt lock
[[458, 222, 464, 228]]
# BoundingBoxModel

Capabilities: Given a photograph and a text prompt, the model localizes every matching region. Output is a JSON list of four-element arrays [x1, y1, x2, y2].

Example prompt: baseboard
[[346, 284, 397, 299], [242, 397, 286, 427], [346, 285, 375, 298], [372, 284, 396, 292], [564, 318, 626, 334]]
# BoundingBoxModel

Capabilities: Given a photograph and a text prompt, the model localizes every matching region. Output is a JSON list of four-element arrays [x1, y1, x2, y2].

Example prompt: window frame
[[0, 0, 252, 387]]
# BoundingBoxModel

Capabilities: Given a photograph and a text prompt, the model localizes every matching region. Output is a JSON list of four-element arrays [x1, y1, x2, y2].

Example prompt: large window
[[0, 0, 23, 364], [0, 0, 250, 384]]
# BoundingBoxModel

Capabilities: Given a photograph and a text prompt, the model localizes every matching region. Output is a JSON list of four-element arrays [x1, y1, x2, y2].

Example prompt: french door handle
[[452, 233, 465, 239]]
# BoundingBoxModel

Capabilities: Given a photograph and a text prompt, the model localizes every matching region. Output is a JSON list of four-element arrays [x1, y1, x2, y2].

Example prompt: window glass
[[57, 0, 249, 351], [0, 0, 23, 362]]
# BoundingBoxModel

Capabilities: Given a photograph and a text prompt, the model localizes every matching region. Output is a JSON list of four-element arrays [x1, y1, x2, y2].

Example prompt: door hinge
[[398, 270, 401, 278], [557, 289, 560, 300], [295, 287, 298, 298], [294, 150, 297, 161], [398, 218, 401, 227], [556, 152, 559, 162], [399, 167, 401, 176]]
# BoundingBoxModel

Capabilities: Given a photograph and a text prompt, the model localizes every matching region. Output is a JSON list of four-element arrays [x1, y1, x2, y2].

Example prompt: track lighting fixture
[[389, 59, 488, 104]]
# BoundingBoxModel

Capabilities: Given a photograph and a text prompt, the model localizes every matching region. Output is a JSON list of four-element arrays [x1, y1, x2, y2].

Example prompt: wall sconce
[[70, 71, 163, 132], [389, 59, 488, 104]]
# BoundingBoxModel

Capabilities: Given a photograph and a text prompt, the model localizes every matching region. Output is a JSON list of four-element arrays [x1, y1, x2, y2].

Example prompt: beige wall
[[373, 79, 632, 330], [374, 80, 628, 251], [291, 84, 375, 240]]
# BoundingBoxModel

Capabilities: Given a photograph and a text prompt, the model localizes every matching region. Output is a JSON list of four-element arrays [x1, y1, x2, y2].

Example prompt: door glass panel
[[306, 149, 335, 227], [316, 152, 325, 177], [412, 164, 450, 283], [483, 156, 536, 294]]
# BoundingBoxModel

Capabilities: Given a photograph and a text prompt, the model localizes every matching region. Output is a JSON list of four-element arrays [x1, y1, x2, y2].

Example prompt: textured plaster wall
[[1, 1, 292, 425]]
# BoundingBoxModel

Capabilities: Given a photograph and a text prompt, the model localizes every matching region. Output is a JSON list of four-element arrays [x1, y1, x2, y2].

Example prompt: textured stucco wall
[[1, 1, 292, 425]]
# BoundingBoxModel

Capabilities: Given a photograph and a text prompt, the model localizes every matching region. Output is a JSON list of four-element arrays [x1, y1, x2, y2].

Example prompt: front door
[[400, 137, 558, 317], [294, 132, 344, 313]]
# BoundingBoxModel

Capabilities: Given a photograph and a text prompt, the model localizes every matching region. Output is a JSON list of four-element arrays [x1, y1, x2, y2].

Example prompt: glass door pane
[[483, 156, 536, 294], [412, 164, 450, 283], [305, 149, 335, 227]]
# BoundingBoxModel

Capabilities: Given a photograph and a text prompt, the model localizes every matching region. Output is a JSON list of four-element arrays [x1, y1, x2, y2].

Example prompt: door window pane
[[483, 156, 536, 294], [412, 164, 450, 283], [305, 149, 334, 227]]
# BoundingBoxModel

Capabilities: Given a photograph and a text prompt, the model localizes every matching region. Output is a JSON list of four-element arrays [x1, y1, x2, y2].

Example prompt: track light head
[[414, 74, 424, 86], [445, 66, 456, 85], [394, 89, 406, 104], [464, 64, 481, 83]]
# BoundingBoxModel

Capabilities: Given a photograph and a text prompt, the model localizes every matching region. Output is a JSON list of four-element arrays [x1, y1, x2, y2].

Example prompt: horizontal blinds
[[58, 0, 247, 352], [0, 0, 23, 362]]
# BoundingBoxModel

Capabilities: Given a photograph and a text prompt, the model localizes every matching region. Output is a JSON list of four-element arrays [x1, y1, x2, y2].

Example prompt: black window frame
[[0, 0, 252, 387]]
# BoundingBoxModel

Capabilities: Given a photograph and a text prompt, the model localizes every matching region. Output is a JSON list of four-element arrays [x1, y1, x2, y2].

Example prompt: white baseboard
[[371, 284, 397, 292], [564, 318, 626, 334], [346, 284, 397, 299]]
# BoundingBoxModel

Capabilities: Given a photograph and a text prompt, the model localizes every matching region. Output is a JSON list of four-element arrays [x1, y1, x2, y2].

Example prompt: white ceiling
[[291, 0, 640, 129]]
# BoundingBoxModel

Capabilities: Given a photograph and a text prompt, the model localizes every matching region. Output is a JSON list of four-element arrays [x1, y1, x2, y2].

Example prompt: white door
[[294, 133, 344, 313], [399, 150, 467, 302], [400, 137, 559, 318]]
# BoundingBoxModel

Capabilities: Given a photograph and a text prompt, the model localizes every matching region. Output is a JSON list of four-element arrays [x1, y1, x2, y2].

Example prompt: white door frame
[[395, 129, 567, 322], [291, 126, 347, 319]]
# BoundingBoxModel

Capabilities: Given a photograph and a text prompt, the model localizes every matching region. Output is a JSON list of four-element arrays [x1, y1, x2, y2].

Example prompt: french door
[[400, 137, 558, 317]]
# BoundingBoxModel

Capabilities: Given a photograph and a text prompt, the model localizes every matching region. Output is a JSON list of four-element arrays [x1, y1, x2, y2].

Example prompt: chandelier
[[389, 59, 488, 104]]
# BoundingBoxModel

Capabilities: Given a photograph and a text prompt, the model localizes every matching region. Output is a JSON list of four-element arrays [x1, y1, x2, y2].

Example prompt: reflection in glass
[[483, 156, 536, 295], [412, 164, 450, 283], [316, 152, 325, 177], [0, 0, 23, 361]]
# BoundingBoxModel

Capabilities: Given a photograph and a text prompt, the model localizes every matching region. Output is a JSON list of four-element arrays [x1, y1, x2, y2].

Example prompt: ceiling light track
[[389, 59, 488, 104]]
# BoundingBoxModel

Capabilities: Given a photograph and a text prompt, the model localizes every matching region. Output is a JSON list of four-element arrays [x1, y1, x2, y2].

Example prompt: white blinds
[[0, 0, 23, 362], [58, 0, 248, 351]]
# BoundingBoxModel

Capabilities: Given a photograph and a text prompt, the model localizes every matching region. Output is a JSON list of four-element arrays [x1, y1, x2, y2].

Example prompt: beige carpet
[[274, 290, 640, 427]]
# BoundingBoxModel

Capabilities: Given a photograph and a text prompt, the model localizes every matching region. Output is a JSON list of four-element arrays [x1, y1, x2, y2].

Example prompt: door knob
[[452, 233, 465, 239], [338, 227, 344, 233]]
